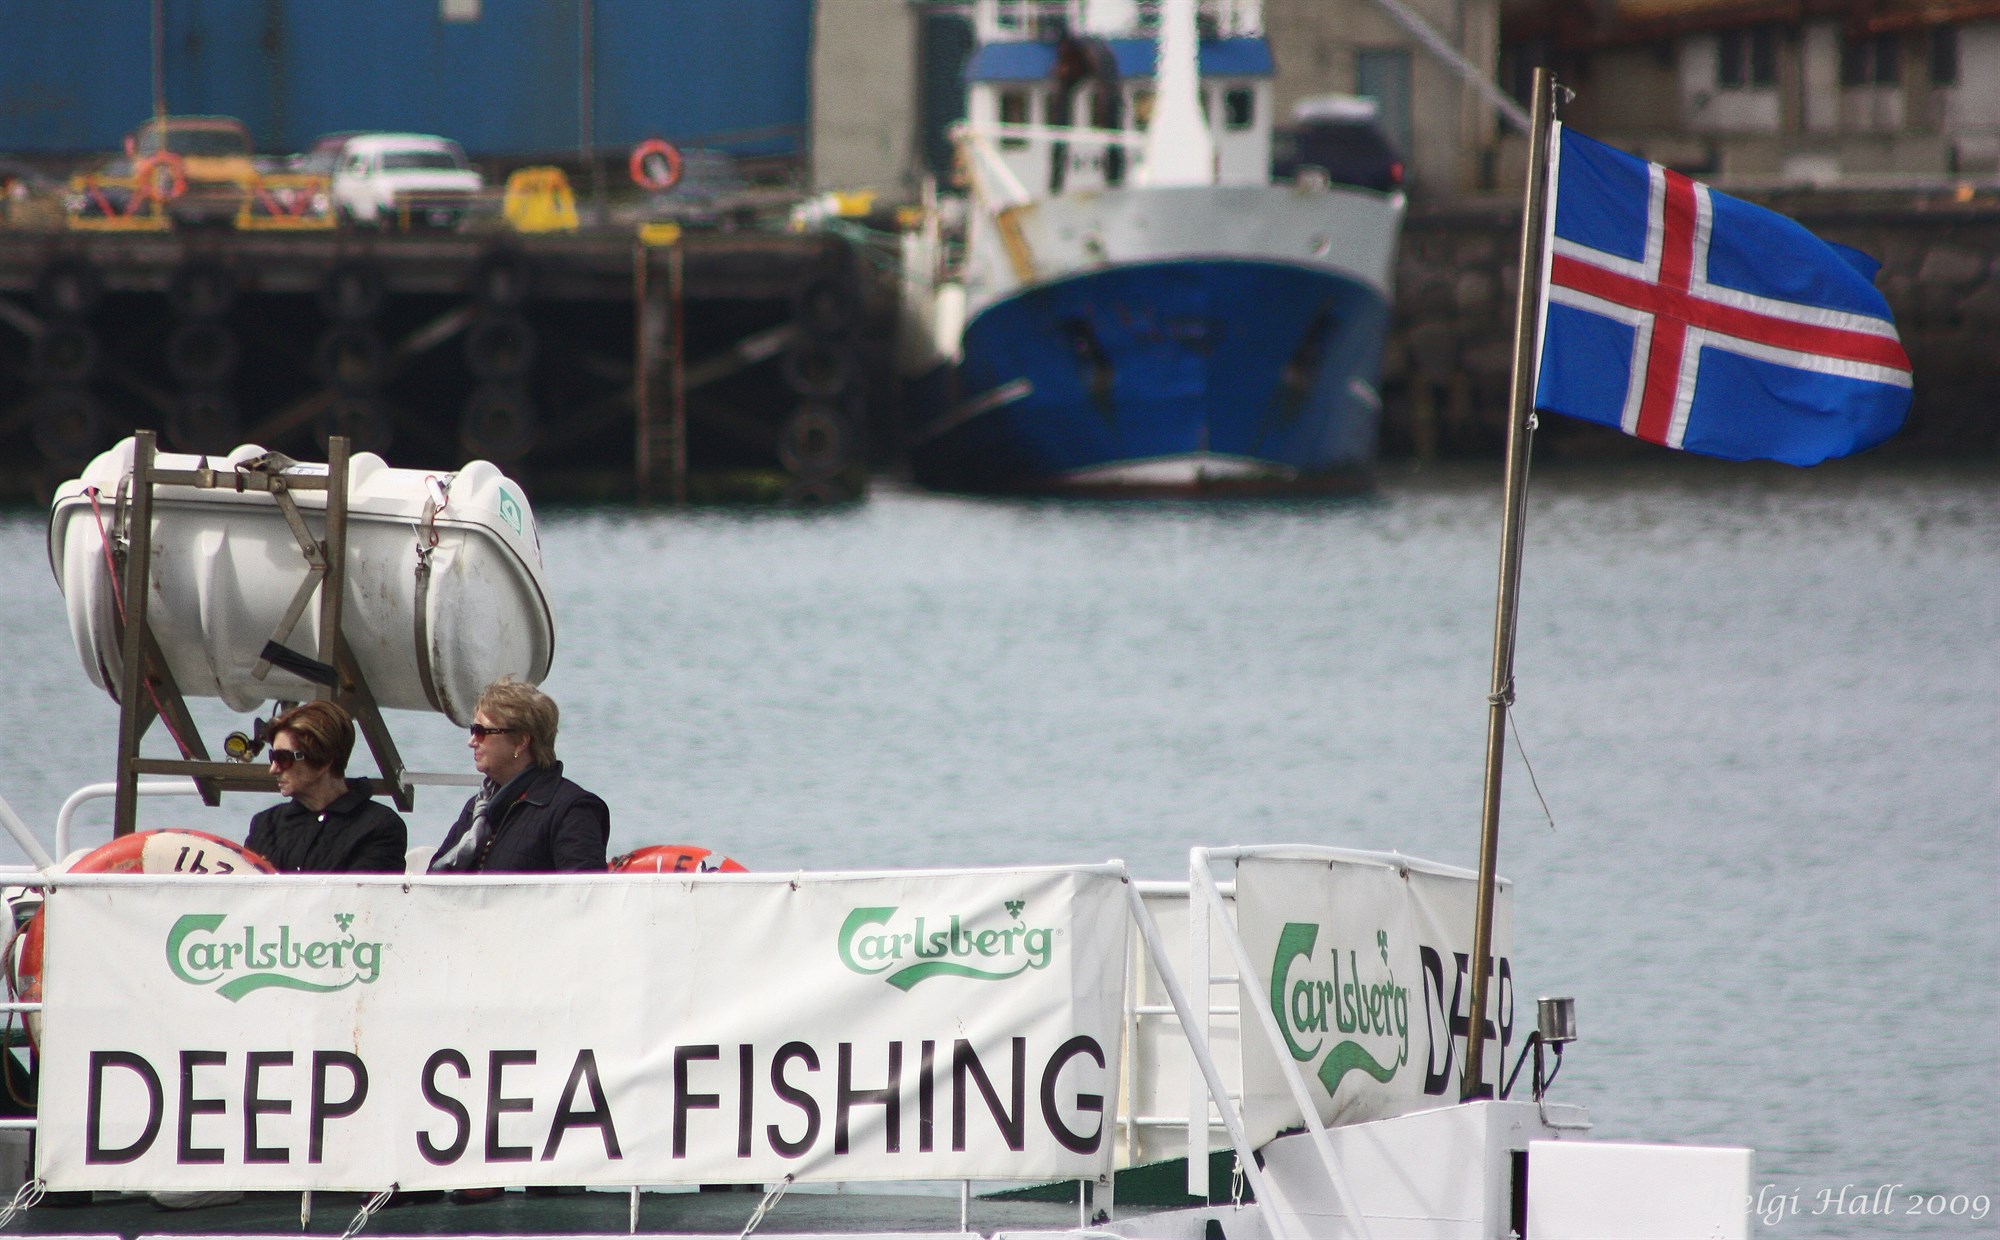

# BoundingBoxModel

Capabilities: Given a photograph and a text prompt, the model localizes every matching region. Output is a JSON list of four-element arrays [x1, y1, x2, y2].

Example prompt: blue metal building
[[0, 0, 812, 157]]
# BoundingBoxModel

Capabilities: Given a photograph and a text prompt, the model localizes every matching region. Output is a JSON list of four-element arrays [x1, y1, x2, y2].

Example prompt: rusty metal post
[[668, 243, 686, 504], [318, 435, 349, 701], [112, 432, 159, 837], [634, 241, 687, 504]]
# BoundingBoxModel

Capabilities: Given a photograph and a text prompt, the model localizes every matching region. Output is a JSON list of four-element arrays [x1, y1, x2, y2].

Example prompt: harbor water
[[0, 460, 1994, 1235]]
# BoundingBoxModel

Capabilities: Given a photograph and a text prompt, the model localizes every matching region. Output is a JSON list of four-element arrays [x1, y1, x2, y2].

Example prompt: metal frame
[[108, 431, 417, 837]]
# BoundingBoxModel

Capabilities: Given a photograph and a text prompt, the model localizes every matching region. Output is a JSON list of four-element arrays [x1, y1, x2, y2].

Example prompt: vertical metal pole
[[112, 432, 159, 838], [319, 436, 350, 702], [633, 245, 654, 498], [579, 0, 604, 226], [1463, 68, 1556, 1101], [1185, 865, 1210, 1199], [151, 0, 167, 124], [668, 242, 687, 505]]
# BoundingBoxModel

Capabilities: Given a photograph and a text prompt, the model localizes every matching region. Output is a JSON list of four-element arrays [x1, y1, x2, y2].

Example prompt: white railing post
[[1192, 855, 1378, 1240], [1186, 849, 1212, 1198], [1122, 873, 1299, 1240]]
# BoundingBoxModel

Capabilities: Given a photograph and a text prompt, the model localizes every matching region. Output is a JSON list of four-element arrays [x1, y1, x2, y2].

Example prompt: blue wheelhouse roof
[[964, 36, 1273, 82]]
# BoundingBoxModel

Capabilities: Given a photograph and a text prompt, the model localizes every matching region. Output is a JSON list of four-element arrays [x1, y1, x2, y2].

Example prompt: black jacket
[[427, 762, 609, 873], [244, 780, 409, 874]]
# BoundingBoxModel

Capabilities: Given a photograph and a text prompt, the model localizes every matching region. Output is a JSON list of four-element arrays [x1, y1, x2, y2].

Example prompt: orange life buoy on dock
[[8, 830, 273, 1048], [628, 139, 683, 192], [133, 151, 188, 204], [609, 844, 746, 874]]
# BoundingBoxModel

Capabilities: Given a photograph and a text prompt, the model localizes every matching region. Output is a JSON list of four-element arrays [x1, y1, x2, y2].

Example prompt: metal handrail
[[54, 771, 482, 860], [1191, 847, 1378, 1240], [1121, 873, 1299, 1240], [0, 794, 53, 870]]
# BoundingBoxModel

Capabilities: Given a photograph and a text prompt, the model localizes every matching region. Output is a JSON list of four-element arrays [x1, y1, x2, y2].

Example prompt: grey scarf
[[431, 767, 535, 872]]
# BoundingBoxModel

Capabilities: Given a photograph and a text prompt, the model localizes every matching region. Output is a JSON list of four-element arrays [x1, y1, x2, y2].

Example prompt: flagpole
[[1462, 67, 1557, 1102]]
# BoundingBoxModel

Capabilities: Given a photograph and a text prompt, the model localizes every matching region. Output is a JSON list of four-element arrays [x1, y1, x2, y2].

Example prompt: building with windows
[[1499, 0, 2000, 184]]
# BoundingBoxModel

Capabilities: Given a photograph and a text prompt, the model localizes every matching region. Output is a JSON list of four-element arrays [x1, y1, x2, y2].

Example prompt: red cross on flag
[[1532, 125, 1913, 465]]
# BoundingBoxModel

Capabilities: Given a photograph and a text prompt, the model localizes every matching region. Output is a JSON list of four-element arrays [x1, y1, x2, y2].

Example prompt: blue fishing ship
[[901, 0, 1404, 494]]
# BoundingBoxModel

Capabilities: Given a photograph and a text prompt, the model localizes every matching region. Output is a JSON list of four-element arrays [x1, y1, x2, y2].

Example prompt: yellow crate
[[503, 167, 578, 233]]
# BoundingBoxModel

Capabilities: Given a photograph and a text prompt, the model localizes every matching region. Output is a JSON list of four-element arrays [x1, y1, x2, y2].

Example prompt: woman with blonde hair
[[428, 678, 608, 873]]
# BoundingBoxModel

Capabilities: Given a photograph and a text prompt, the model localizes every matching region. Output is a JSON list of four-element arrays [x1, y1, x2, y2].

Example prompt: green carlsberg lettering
[[1269, 922, 1412, 1098], [166, 912, 386, 1001], [837, 902, 1055, 990]]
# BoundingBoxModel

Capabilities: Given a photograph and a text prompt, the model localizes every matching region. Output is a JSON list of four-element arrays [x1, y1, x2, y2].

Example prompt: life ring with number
[[628, 139, 684, 192], [609, 844, 746, 874], [7, 830, 273, 1049], [134, 151, 188, 204]]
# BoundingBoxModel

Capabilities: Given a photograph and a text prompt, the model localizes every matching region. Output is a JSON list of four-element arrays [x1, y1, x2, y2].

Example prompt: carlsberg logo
[[838, 901, 1054, 990], [1270, 922, 1410, 1097], [167, 912, 384, 1002]]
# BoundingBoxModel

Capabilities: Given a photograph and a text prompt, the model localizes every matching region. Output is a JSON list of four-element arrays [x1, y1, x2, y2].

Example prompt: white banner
[[36, 867, 1127, 1191], [1232, 852, 1516, 1142]]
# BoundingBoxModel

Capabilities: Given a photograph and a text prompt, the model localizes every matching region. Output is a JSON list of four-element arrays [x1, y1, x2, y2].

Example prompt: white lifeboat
[[48, 438, 554, 725]]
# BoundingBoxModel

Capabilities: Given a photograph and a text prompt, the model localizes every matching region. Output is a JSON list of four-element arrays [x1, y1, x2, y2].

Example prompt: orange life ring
[[609, 844, 746, 874], [8, 830, 273, 1049], [133, 151, 189, 204], [628, 139, 683, 192]]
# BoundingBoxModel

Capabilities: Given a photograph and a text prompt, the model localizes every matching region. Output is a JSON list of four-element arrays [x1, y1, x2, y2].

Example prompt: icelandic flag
[[1533, 125, 1912, 465]]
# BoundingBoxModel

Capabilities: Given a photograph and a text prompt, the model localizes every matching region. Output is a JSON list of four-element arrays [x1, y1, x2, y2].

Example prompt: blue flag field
[[1533, 125, 1913, 465]]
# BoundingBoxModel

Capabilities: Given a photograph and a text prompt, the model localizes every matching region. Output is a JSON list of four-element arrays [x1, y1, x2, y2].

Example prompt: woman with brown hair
[[244, 699, 408, 873], [428, 677, 608, 873]]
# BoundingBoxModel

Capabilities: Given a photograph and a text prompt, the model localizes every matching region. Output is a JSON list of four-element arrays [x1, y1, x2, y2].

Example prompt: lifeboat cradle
[[46, 430, 553, 837], [90, 434, 403, 834]]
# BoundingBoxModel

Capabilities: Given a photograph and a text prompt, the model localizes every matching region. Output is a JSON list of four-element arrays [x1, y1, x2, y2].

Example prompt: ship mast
[[1139, 0, 1214, 186], [1462, 67, 1557, 1100]]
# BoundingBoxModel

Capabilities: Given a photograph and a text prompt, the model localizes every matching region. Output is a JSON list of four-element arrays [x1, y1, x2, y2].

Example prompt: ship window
[[1130, 89, 1154, 131], [1224, 87, 1255, 129], [999, 90, 1030, 149], [995, 0, 1023, 31], [1068, 86, 1093, 129]]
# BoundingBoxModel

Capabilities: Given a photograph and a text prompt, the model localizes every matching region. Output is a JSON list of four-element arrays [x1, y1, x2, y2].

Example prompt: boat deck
[[10, 1186, 1103, 1238]]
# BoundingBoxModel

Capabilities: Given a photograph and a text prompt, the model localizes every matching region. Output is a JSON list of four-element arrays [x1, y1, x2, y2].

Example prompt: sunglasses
[[268, 748, 306, 770], [468, 724, 516, 739]]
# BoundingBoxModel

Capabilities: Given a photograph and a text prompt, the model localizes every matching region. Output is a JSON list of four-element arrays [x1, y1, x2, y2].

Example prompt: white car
[[329, 133, 482, 229]]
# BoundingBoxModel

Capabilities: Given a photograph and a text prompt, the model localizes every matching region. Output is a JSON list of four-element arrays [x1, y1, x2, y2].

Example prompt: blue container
[[0, 0, 811, 157]]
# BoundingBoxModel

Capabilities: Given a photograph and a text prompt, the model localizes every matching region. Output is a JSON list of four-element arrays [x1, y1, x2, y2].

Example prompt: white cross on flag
[[1532, 125, 1913, 465]]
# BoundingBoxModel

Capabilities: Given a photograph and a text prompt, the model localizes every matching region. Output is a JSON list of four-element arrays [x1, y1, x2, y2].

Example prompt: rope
[[737, 1174, 791, 1238], [410, 475, 451, 715], [86, 487, 195, 759], [1507, 706, 1559, 833], [338, 1185, 395, 1240], [0, 1006, 31, 1107], [0, 1178, 45, 1228]]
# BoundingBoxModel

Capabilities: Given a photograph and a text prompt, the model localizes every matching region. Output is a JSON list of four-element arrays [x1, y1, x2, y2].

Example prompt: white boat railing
[[0, 795, 50, 871], [51, 770, 480, 860], [1190, 846, 1378, 1240], [0, 816, 1395, 1237]]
